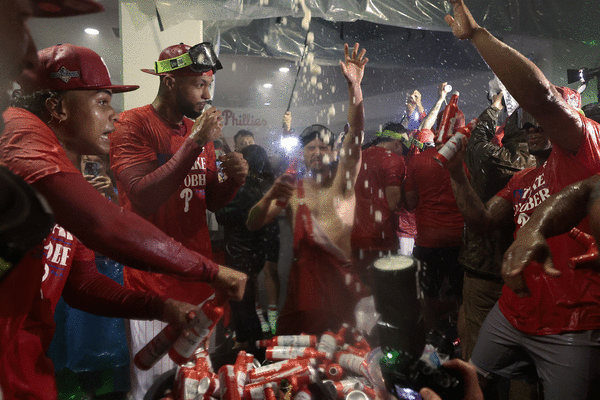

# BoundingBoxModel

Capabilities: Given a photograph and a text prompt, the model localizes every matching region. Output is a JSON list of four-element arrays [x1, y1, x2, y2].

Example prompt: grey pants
[[472, 303, 600, 400]]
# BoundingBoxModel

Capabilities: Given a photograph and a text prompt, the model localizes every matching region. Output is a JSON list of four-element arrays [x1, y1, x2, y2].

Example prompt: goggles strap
[[154, 52, 193, 74]]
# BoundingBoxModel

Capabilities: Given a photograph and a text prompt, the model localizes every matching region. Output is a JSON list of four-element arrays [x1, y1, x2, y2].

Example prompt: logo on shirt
[[180, 156, 208, 213], [513, 174, 550, 228], [50, 66, 80, 83]]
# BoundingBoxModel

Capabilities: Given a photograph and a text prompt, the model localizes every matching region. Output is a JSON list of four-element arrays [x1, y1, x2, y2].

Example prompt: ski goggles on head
[[376, 130, 407, 140], [153, 42, 223, 75]]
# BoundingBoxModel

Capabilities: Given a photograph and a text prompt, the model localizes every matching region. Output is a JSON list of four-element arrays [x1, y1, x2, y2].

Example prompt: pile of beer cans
[[159, 324, 382, 400]]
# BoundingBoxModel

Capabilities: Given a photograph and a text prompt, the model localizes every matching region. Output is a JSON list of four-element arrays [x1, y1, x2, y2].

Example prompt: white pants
[[128, 319, 175, 400]]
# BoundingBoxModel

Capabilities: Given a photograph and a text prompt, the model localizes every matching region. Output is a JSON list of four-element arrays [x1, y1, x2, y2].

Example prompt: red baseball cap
[[20, 44, 139, 94], [141, 43, 218, 77], [33, 0, 105, 17]]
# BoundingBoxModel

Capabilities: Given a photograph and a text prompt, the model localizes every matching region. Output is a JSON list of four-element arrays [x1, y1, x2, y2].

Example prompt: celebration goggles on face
[[376, 130, 426, 150], [153, 42, 223, 75]]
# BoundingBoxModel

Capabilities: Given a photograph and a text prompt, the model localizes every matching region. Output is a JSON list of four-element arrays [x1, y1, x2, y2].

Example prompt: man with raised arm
[[445, 1, 600, 398], [247, 43, 368, 335]]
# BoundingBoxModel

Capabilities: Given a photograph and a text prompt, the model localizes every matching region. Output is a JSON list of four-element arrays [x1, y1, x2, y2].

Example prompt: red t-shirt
[[404, 147, 464, 248], [352, 146, 405, 251], [496, 113, 600, 335], [0, 107, 95, 399], [110, 105, 217, 304], [0, 226, 95, 400]]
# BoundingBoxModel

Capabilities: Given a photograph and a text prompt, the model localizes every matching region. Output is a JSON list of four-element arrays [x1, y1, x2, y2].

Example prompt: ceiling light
[[279, 67, 290, 73], [263, 83, 273, 88], [85, 28, 99, 35], [264, 102, 271, 106]]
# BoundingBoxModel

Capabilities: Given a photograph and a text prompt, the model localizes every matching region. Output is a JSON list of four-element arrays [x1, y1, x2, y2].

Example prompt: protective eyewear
[[154, 42, 223, 74]]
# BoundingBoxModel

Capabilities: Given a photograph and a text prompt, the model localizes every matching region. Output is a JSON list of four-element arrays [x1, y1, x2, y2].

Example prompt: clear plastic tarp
[[157, 0, 600, 47]]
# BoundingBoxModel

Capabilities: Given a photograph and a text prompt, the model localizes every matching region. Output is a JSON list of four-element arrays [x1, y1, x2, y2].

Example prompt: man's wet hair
[[300, 124, 335, 149], [11, 89, 62, 121]]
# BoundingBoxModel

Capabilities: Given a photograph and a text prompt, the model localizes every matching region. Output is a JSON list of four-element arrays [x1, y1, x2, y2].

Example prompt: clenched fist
[[189, 106, 223, 147]]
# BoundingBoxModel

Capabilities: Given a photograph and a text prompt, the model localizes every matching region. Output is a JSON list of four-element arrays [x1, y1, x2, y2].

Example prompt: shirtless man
[[247, 43, 368, 335]]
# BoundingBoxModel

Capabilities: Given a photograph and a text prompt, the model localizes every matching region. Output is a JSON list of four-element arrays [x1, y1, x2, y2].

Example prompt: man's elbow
[[129, 196, 159, 217]]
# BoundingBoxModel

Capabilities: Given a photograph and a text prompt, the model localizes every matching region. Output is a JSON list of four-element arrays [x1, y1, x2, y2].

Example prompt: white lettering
[[42, 263, 49, 282], [180, 188, 193, 213], [191, 158, 207, 171], [44, 242, 53, 260], [539, 188, 550, 202], [517, 212, 530, 227], [49, 243, 64, 264], [533, 174, 545, 190], [183, 173, 206, 188], [52, 225, 73, 240], [58, 245, 72, 266]]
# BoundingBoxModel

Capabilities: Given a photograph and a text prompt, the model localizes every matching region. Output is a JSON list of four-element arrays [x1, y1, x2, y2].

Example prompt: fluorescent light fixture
[[85, 28, 99, 35], [264, 102, 271, 106], [263, 83, 273, 88], [279, 67, 290, 73]]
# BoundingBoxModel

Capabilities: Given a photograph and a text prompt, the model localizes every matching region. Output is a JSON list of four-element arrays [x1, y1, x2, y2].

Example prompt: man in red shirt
[[0, 42, 246, 399], [352, 126, 406, 274], [405, 131, 465, 334], [109, 42, 248, 398], [446, 1, 600, 397], [247, 43, 368, 335], [0, 0, 104, 343]]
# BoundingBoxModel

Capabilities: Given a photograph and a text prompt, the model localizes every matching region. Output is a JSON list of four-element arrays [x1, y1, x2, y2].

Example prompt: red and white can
[[324, 363, 344, 381], [249, 358, 315, 383], [317, 331, 338, 360], [335, 352, 368, 378], [257, 335, 317, 348], [265, 346, 326, 361], [219, 364, 241, 400], [330, 380, 361, 399]]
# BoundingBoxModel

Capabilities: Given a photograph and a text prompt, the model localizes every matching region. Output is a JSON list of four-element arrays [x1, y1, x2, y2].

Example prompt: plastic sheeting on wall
[[156, 0, 600, 43]]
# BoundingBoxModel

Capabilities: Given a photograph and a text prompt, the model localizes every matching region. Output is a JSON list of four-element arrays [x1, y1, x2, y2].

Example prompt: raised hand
[[220, 152, 249, 185], [267, 174, 296, 203], [189, 106, 223, 147], [411, 90, 422, 105], [438, 82, 449, 98], [340, 43, 368, 86], [283, 111, 292, 132], [491, 91, 504, 109], [444, 0, 481, 40]]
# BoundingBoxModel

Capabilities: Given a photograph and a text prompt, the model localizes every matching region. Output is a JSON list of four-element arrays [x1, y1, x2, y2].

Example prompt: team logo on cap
[[169, 56, 187, 70], [50, 66, 80, 83]]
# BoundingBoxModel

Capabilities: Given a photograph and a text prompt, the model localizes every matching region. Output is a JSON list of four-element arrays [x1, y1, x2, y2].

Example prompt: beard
[[528, 146, 552, 159], [175, 88, 203, 119]]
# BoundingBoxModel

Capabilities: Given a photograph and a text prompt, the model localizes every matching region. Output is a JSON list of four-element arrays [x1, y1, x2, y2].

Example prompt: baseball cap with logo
[[20, 44, 139, 94], [141, 42, 223, 76], [33, 0, 105, 17]]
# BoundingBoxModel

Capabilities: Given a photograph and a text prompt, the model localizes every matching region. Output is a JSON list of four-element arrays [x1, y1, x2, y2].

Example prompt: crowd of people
[[2, 0, 600, 399]]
